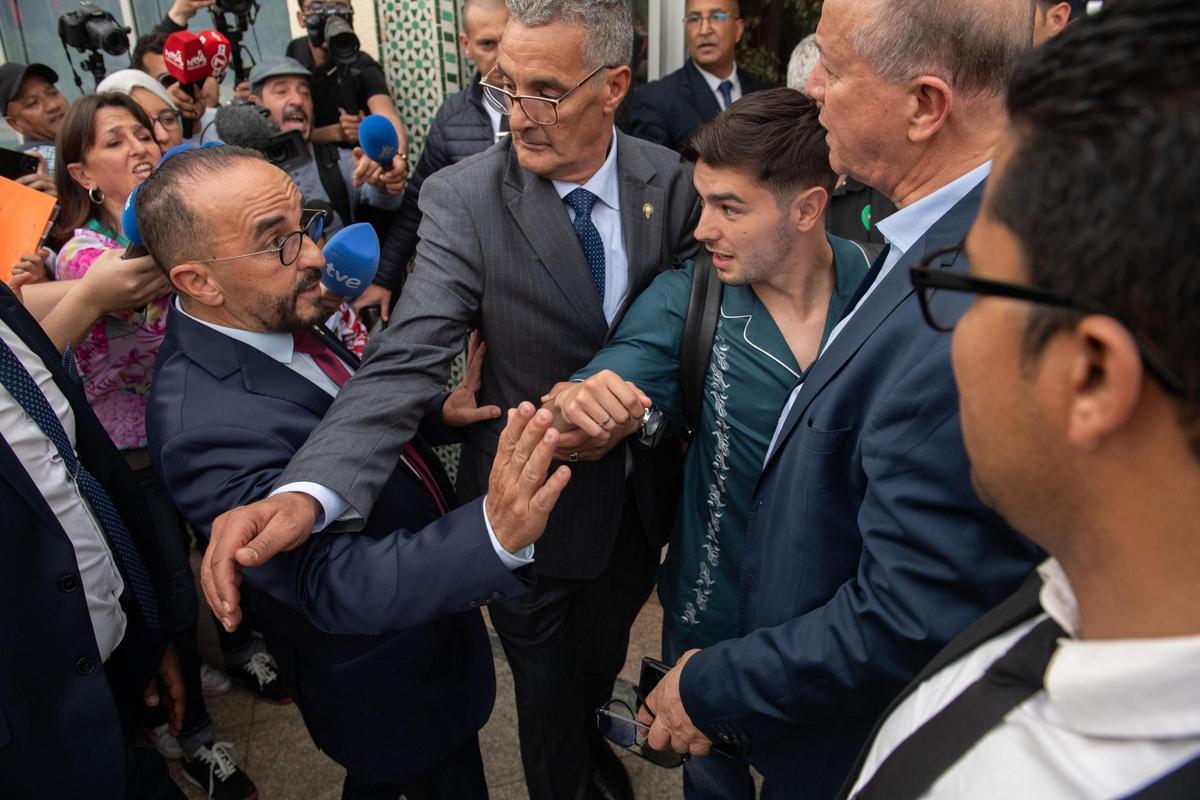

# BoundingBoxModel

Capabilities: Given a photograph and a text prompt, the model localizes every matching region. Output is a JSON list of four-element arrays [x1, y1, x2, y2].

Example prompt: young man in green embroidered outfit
[[548, 86, 871, 800]]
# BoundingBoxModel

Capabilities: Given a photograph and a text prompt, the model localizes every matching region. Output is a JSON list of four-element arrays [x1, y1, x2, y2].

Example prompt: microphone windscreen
[[214, 103, 279, 152], [163, 31, 209, 86], [321, 223, 379, 299], [122, 185, 143, 246], [158, 143, 196, 166], [197, 30, 232, 80], [358, 115, 399, 166]]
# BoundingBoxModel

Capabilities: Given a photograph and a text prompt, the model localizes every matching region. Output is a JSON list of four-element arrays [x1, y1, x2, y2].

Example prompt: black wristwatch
[[637, 406, 666, 448]]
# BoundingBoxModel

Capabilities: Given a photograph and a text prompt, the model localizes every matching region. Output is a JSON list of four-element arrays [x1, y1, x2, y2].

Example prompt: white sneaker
[[201, 663, 232, 697], [146, 723, 183, 760]]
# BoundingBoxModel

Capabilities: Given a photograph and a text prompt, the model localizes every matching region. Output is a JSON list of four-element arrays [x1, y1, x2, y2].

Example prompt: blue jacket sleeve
[[156, 423, 529, 637], [570, 264, 692, 423], [677, 337, 1036, 744]]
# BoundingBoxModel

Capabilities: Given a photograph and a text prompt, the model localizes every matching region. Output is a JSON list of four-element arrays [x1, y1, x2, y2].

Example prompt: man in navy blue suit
[[637, 1, 1041, 797], [140, 145, 572, 799], [0, 267, 185, 798]]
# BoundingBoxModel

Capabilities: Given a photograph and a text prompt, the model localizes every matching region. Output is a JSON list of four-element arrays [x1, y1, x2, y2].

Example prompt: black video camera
[[215, 0, 256, 14], [58, 1, 130, 56], [303, 3, 359, 63]]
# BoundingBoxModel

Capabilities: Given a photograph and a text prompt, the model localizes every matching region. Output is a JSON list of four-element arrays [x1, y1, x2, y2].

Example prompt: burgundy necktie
[[292, 330, 449, 516]]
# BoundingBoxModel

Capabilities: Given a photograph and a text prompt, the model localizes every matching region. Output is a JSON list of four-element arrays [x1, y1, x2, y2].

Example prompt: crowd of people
[[1, 0, 1197, 799]]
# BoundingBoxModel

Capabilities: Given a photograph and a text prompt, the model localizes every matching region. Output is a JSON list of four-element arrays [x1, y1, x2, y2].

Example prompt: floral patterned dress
[[57, 222, 170, 450]]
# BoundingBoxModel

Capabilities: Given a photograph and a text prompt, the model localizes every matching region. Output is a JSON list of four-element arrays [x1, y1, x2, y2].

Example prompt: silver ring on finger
[[568, 452, 580, 462], [599, 414, 612, 427]]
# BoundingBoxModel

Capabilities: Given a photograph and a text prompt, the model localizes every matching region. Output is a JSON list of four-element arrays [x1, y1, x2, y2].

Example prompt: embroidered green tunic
[[574, 235, 870, 648]]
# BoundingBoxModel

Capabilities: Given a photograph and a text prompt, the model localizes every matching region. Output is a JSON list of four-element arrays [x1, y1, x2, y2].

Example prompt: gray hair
[[850, 0, 1034, 97], [786, 34, 820, 91], [505, 0, 633, 68]]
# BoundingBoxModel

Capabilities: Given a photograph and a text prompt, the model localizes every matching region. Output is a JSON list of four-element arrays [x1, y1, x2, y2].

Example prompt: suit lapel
[[764, 181, 985, 465], [683, 60, 723, 121], [505, 144, 608, 341], [168, 311, 335, 418], [613, 132, 664, 334]]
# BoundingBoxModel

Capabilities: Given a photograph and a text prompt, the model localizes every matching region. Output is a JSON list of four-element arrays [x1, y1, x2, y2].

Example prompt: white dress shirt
[[765, 162, 992, 462], [848, 558, 1200, 798], [695, 62, 743, 110], [552, 127, 630, 324], [175, 301, 533, 569], [0, 319, 127, 661], [483, 101, 505, 143]]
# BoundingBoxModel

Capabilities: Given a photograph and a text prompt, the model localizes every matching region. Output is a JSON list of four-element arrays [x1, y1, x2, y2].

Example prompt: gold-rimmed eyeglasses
[[480, 64, 615, 126]]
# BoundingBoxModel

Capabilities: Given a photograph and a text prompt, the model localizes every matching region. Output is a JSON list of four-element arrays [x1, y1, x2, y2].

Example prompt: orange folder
[[0, 175, 59, 281]]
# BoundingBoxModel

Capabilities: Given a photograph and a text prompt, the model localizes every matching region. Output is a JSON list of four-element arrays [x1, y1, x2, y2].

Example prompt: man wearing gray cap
[[245, 56, 406, 234], [1, 62, 65, 193]]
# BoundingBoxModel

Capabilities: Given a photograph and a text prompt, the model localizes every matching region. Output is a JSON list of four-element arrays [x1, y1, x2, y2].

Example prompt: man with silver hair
[[637, 1, 1041, 797], [195, 1, 702, 798]]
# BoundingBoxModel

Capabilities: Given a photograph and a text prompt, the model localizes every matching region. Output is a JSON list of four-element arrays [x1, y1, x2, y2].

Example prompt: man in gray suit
[[197, 1, 702, 797]]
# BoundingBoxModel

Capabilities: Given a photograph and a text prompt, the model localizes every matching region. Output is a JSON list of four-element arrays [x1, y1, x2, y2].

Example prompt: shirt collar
[[551, 128, 621, 212], [1037, 558, 1200, 739], [174, 296, 296, 364], [694, 61, 739, 95], [874, 161, 991, 257]]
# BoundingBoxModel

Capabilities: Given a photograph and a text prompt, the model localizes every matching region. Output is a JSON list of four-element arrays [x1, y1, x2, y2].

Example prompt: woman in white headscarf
[[97, 69, 219, 148]]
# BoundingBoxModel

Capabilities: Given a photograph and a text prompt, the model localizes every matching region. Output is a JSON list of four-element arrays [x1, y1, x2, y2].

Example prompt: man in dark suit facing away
[[139, 146, 572, 799], [196, 2, 703, 798], [635, 1, 1042, 797], [0, 267, 184, 799], [626, 0, 771, 152]]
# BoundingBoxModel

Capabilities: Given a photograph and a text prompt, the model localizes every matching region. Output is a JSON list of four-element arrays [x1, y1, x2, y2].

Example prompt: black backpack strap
[[679, 253, 722, 439], [313, 142, 354, 231], [856, 239, 886, 265], [1121, 752, 1200, 799]]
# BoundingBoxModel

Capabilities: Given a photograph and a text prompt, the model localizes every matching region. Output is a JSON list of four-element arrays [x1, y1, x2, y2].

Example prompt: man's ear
[[602, 65, 633, 114], [459, 31, 469, 55], [1048, 2, 1072, 38], [169, 262, 225, 308], [1061, 315, 1144, 451], [247, 93, 262, 106], [906, 75, 953, 145], [2, 113, 18, 133], [734, 17, 745, 45], [789, 185, 829, 233]]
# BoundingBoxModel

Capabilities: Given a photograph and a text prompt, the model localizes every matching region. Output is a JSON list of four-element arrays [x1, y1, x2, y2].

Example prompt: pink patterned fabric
[[57, 228, 170, 450], [326, 303, 368, 357]]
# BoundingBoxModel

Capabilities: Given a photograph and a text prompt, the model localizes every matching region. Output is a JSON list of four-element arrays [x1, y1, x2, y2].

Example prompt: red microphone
[[197, 29, 232, 82], [162, 31, 210, 90]]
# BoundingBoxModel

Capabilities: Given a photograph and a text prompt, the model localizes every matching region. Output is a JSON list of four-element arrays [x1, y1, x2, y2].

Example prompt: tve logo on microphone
[[321, 223, 379, 299]]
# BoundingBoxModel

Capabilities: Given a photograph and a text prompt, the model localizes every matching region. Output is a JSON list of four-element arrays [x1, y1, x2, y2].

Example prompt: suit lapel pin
[[643, 203, 654, 219]]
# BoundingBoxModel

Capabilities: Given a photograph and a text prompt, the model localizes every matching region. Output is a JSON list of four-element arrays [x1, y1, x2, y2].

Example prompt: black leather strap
[[313, 142, 354, 231], [679, 254, 722, 439], [1122, 752, 1200, 799]]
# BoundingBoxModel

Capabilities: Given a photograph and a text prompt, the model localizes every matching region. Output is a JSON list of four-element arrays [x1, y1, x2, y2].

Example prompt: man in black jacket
[[626, 0, 771, 151], [367, 0, 509, 316]]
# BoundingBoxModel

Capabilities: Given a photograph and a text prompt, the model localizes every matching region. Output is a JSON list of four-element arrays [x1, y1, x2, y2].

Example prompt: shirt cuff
[[271, 482, 352, 532], [481, 494, 535, 570]]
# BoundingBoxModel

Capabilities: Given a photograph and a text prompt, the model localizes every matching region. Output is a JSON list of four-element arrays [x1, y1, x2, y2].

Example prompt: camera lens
[[325, 14, 358, 62], [89, 17, 130, 55]]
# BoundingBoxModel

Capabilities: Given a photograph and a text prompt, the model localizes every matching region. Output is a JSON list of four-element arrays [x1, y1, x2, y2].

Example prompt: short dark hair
[[992, 0, 1200, 455], [682, 88, 837, 202], [53, 92, 157, 241], [136, 145, 266, 272], [131, 31, 169, 73]]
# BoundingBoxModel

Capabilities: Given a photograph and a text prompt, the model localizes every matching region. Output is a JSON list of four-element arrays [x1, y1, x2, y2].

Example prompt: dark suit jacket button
[[58, 574, 79, 592], [75, 656, 96, 675]]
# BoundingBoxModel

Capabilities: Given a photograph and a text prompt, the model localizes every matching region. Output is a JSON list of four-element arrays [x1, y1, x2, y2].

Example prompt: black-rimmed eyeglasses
[[193, 208, 328, 268], [911, 243, 1185, 395], [480, 64, 614, 126]]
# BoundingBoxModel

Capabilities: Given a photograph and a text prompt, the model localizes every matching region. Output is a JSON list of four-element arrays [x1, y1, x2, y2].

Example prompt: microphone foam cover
[[122, 185, 143, 246], [213, 103, 278, 152], [162, 31, 209, 86], [197, 29, 232, 79], [321, 223, 379, 299], [358, 115, 399, 166]]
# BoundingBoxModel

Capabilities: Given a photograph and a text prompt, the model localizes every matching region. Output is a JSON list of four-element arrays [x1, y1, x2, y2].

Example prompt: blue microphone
[[122, 185, 148, 259], [321, 223, 379, 299], [158, 142, 196, 166], [357, 114, 400, 167]]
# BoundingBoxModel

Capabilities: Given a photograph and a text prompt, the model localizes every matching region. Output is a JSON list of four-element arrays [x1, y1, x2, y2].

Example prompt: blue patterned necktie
[[564, 187, 606, 300], [0, 336, 161, 629], [718, 79, 734, 110]]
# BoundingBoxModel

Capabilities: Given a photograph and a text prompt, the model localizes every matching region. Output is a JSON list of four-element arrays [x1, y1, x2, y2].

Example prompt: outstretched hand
[[484, 402, 572, 554], [443, 330, 502, 427], [201, 492, 321, 631]]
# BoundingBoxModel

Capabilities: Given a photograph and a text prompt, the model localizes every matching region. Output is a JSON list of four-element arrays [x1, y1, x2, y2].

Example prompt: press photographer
[[230, 57, 404, 234], [285, 0, 407, 152]]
